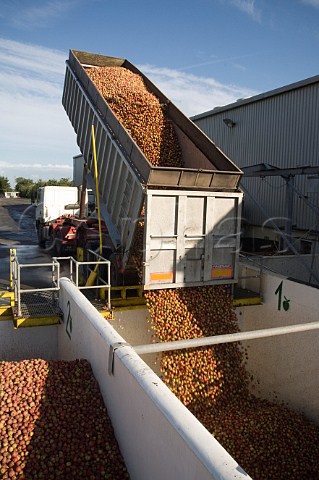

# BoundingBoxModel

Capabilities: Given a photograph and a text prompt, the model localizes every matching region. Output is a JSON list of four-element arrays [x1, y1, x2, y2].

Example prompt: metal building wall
[[192, 76, 319, 232]]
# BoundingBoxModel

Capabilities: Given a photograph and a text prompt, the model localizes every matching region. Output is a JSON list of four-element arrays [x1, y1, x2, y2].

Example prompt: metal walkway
[[12, 291, 63, 328], [7, 249, 112, 328]]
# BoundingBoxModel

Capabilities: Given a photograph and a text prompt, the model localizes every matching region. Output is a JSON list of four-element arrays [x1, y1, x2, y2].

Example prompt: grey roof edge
[[191, 74, 319, 121]]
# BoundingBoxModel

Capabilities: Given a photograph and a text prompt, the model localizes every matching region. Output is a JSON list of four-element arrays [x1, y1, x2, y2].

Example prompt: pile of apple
[[0, 358, 129, 479], [146, 286, 319, 480], [85, 65, 182, 168]]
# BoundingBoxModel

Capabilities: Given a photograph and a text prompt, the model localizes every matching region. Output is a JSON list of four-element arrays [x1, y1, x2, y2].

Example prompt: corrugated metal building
[[191, 75, 319, 253]]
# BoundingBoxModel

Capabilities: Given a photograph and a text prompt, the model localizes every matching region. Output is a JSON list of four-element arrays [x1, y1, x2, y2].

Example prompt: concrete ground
[[0, 197, 37, 246], [0, 198, 64, 289]]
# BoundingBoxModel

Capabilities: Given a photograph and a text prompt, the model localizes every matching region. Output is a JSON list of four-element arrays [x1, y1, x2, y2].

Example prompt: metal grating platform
[[12, 291, 63, 327]]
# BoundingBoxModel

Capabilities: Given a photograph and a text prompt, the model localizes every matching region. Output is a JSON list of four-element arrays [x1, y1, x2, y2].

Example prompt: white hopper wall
[[0, 322, 58, 361], [57, 278, 249, 480], [237, 267, 319, 424]]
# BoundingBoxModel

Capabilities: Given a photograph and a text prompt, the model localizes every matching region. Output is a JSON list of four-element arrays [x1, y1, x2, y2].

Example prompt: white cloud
[[138, 64, 257, 116], [0, 38, 78, 186], [175, 54, 252, 73], [0, 38, 65, 78], [301, 0, 319, 7], [227, 0, 261, 20], [0, 162, 72, 172], [0, 38, 257, 187]]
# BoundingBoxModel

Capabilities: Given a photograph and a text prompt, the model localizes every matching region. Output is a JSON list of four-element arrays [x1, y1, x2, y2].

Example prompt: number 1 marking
[[275, 281, 290, 311], [275, 281, 283, 311]]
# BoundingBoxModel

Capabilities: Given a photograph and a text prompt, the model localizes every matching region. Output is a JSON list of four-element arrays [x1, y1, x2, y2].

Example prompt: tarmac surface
[[0, 198, 61, 289], [0, 197, 37, 246]]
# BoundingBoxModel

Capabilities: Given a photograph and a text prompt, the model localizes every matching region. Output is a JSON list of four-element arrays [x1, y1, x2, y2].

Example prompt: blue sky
[[1, 0, 319, 187]]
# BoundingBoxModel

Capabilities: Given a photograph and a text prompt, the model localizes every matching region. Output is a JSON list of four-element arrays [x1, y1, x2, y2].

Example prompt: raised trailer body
[[62, 50, 243, 288]]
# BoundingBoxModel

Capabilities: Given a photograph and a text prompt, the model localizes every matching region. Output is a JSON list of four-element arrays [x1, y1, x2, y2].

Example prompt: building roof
[[191, 74, 319, 121]]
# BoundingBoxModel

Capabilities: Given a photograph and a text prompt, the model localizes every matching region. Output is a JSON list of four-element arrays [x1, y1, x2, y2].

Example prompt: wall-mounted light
[[223, 118, 236, 128]]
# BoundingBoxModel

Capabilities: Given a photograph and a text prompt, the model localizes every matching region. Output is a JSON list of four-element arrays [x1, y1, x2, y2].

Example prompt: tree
[[15, 177, 73, 199], [15, 178, 35, 198], [0, 176, 11, 195], [57, 178, 72, 186], [44, 178, 73, 187]]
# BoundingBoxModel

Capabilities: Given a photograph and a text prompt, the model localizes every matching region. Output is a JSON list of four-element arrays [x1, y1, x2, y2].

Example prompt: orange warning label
[[211, 265, 233, 279], [150, 272, 174, 283]]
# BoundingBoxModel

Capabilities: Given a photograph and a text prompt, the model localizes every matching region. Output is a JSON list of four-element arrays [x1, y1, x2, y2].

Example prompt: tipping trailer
[[62, 50, 243, 289]]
